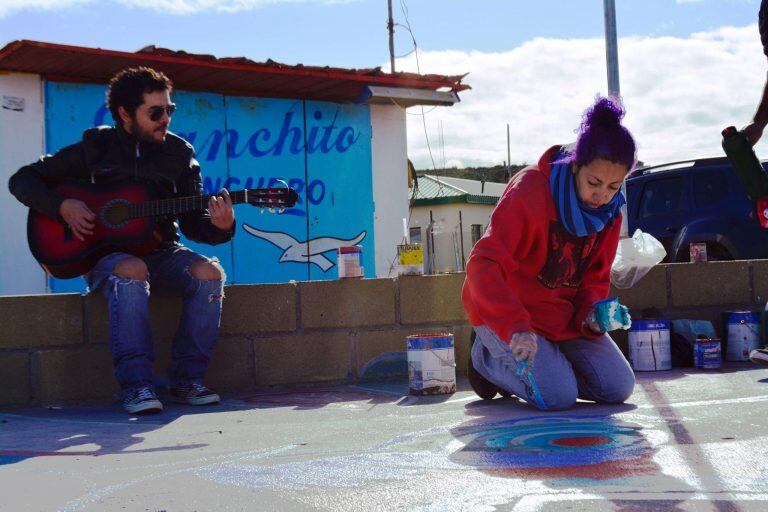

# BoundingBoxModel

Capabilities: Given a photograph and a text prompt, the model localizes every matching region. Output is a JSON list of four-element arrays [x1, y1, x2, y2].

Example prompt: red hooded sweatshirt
[[462, 145, 621, 343]]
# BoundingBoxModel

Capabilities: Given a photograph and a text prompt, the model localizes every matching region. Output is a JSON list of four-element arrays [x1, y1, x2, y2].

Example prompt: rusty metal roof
[[0, 40, 470, 104]]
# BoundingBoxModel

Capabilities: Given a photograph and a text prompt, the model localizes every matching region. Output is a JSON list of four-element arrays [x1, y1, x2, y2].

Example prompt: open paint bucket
[[628, 319, 671, 371], [406, 333, 456, 395], [725, 310, 760, 361]]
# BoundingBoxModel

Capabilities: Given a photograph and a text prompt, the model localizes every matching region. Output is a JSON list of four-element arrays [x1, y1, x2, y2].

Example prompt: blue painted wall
[[43, 81, 374, 292]]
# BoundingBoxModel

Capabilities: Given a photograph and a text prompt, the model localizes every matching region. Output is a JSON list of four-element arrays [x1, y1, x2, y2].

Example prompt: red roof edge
[[0, 39, 471, 93]]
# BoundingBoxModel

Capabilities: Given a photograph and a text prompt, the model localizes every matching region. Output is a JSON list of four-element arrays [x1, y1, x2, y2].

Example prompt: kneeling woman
[[462, 96, 636, 411]]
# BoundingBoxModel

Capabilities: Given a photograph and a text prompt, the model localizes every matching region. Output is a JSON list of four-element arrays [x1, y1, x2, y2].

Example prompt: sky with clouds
[[0, 0, 765, 168]]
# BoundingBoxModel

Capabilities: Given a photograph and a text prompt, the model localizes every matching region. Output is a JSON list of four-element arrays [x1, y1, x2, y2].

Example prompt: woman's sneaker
[[123, 386, 163, 414], [750, 348, 768, 367], [170, 383, 220, 405]]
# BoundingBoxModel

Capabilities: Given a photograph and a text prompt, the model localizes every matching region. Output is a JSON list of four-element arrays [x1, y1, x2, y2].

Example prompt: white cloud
[[0, 0, 357, 17], [399, 24, 768, 169], [0, 0, 91, 18]]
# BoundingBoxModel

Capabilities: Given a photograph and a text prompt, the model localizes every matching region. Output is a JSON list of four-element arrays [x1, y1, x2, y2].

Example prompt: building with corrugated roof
[[408, 174, 506, 273], [0, 40, 468, 294]]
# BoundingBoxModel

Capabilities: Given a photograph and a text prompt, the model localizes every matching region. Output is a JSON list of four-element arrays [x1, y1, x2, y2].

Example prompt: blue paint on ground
[[358, 351, 408, 382]]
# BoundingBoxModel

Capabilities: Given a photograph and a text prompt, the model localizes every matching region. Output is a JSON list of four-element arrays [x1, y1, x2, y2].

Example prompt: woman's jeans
[[472, 325, 635, 411], [86, 246, 225, 392]]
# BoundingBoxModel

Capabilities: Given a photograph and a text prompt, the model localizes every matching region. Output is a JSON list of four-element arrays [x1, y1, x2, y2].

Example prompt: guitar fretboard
[[127, 189, 285, 218]]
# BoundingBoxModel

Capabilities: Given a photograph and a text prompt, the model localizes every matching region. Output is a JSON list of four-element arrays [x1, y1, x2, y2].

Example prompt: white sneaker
[[749, 348, 768, 367]]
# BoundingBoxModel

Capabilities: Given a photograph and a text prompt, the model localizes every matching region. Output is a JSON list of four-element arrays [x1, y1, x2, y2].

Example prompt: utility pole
[[603, 0, 620, 97], [506, 124, 511, 181], [388, 0, 395, 73]]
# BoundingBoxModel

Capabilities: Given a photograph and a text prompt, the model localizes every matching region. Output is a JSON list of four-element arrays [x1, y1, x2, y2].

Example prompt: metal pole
[[388, 0, 395, 73], [459, 210, 466, 270], [603, 0, 620, 97], [506, 123, 511, 180]]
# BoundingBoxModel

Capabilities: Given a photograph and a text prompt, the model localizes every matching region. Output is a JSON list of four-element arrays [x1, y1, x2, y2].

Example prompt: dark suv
[[625, 157, 768, 262]]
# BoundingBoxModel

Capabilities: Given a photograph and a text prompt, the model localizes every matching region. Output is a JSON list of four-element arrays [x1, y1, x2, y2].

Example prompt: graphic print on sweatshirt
[[537, 221, 601, 289]]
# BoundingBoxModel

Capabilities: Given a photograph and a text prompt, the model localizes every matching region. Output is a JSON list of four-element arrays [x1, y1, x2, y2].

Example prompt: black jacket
[[8, 125, 233, 246]]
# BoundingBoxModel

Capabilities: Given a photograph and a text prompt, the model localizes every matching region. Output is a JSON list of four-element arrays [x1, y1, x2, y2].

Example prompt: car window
[[639, 177, 685, 218], [692, 171, 728, 208]]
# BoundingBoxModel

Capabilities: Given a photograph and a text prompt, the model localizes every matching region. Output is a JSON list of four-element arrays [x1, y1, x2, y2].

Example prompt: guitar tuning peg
[[268, 207, 275, 214], [260, 207, 264, 213], [278, 207, 285, 214]]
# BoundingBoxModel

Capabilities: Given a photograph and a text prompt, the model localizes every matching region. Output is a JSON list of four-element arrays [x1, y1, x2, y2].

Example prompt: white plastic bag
[[610, 229, 666, 289]]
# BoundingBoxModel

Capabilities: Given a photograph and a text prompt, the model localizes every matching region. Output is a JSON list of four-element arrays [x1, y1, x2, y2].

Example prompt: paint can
[[407, 333, 456, 395], [628, 319, 671, 371], [725, 310, 760, 361], [397, 243, 424, 275], [693, 337, 721, 369], [337, 246, 363, 279], [689, 242, 707, 262]]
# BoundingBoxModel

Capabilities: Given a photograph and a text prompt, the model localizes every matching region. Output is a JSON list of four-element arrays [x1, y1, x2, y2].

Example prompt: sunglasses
[[147, 103, 176, 122]]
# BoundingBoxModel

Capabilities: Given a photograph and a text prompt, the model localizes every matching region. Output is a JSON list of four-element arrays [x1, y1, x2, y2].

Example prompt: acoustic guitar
[[27, 180, 298, 278]]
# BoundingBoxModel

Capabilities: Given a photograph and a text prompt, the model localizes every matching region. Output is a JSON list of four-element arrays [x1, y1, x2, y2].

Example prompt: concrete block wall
[[0, 273, 471, 406], [0, 261, 763, 406]]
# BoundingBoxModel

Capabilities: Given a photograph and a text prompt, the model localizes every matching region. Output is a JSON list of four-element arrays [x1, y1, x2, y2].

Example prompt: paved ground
[[2, 363, 768, 512]]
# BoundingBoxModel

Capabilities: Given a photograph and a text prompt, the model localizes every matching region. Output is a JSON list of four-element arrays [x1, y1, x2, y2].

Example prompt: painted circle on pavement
[[452, 415, 649, 468]]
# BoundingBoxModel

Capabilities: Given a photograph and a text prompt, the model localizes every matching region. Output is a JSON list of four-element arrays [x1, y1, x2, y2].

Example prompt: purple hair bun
[[565, 96, 636, 171], [582, 97, 625, 129]]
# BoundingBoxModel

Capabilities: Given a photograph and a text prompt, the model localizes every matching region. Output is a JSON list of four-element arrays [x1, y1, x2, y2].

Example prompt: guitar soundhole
[[100, 199, 131, 229]]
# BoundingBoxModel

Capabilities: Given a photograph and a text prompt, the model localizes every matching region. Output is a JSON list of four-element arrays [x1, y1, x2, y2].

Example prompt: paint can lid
[[337, 246, 362, 254]]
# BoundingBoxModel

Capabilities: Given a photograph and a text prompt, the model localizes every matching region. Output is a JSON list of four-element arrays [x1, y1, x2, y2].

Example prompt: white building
[[0, 40, 468, 294], [408, 174, 507, 273]]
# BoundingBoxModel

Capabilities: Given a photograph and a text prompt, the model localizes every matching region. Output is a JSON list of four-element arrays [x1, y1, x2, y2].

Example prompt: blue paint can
[[725, 310, 760, 361], [628, 319, 671, 371], [694, 337, 721, 369]]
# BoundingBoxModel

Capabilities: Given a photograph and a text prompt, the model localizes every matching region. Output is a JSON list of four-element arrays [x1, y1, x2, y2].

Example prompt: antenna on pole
[[388, 0, 395, 73], [603, 0, 620, 97]]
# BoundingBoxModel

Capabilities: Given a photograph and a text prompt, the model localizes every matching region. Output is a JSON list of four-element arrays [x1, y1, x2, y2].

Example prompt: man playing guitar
[[9, 67, 234, 414]]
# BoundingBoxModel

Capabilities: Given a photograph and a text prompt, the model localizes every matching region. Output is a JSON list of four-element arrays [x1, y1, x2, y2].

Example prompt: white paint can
[[407, 333, 456, 395], [337, 246, 363, 279], [628, 319, 671, 371], [725, 311, 760, 361]]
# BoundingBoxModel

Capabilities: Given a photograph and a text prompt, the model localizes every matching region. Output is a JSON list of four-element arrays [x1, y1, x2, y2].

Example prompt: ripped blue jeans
[[86, 245, 225, 391]]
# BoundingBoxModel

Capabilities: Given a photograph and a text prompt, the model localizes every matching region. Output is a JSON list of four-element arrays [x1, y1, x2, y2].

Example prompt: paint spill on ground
[[450, 415, 654, 479]]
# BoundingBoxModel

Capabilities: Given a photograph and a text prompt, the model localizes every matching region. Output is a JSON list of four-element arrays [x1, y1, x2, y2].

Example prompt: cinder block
[[300, 279, 395, 329], [150, 335, 253, 392], [752, 260, 768, 304], [85, 293, 181, 344], [0, 353, 30, 405], [0, 294, 83, 349], [206, 337, 255, 391], [254, 332, 350, 386], [35, 345, 118, 403], [221, 283, 296, 334], [611, 265, 668, 311], [669, 261, 750, 307], [399, 273, 468, 325]]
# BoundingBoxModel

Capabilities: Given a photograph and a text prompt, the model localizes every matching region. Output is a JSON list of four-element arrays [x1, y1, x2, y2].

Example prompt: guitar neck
[[131, 189, 255, 218]]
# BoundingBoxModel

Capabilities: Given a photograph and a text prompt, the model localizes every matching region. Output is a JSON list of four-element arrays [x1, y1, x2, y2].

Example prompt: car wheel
[[705, 243, 733, 262]]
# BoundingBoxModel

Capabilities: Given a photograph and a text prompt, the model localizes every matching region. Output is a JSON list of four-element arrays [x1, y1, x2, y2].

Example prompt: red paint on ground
[[550, 435, 612, 447]]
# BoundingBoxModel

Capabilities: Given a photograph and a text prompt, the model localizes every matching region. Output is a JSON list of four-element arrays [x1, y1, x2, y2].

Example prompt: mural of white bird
[[242, 224, 367, 271]]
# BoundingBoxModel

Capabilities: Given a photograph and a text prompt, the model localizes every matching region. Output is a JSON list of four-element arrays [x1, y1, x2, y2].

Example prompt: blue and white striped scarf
[[549, 159, 625, 237]]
